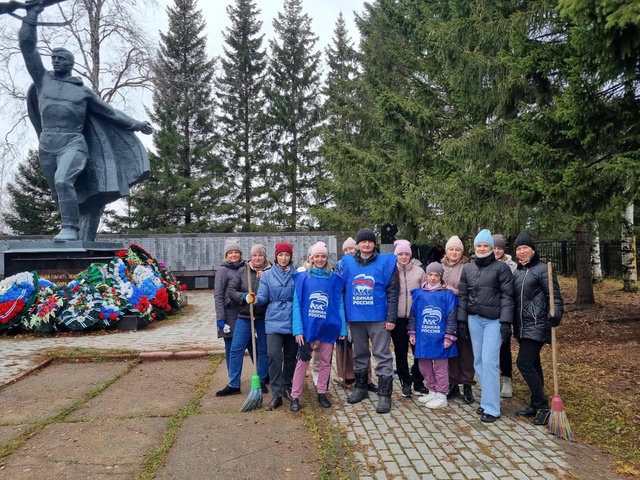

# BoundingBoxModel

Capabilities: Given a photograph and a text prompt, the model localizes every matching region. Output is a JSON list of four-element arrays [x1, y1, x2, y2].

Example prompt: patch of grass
[[300, 389, 359, 480], [136, 354, 222, 480], [0, 361, 137, 460], [44, 347, 139, 360], [512, 348, 639, 473]]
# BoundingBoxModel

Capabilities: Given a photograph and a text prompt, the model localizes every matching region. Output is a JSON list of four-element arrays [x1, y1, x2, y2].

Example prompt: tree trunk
[[622, 203, 637, 292], [590, 222, 603, 282], [575, 222, 595, 305]]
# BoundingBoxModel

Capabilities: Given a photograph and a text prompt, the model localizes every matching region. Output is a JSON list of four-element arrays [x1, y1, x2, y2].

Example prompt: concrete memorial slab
[[69, 359, 211, 419], [0, 418, 169, 480], [0, 362, 130, 423]]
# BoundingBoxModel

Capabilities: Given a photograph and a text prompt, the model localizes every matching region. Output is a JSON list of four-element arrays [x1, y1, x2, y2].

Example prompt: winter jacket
[[513, 253, 564, 344], [342, 250, 399, 324], [256, 265, 294, 334], [441, 256, 469, 295], [292, 268, 347, 343], [498, 254, 518, 273], [228, 262, 271, 319], [458, 253, 514, 324], [213, 260, 244, 338], [396, 261, 426, 319]]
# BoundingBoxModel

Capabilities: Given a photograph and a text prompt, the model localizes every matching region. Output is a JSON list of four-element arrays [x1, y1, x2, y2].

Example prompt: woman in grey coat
[[214, 238, 248, 372]]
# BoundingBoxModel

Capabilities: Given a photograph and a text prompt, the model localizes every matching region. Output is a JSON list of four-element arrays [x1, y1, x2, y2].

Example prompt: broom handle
[[247, 264, 258, 366], [548, 262, 559, 396]]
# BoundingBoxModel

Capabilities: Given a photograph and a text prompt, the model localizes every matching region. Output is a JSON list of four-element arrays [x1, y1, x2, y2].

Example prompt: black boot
[[446, 384, 460, 399], [463, 384, 474, 404], [376, 375, 393, 414], [347, 369, 370, 404], [318, 393, 331, 408]]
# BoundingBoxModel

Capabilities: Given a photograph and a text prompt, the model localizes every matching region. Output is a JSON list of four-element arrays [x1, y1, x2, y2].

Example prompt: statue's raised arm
[[14, 0, 152, 243]]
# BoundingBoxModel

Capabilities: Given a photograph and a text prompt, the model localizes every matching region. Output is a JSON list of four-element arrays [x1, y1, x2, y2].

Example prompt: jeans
[[517, 338, 548, 409], [468, 315, 502, 417], [267, 333, 297, 397], [227, 317, 268, 388], [224, 334, 254, 375]]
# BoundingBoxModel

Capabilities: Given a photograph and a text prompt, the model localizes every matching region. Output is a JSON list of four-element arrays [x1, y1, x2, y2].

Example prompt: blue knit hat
[[474, 229, 494, 248]]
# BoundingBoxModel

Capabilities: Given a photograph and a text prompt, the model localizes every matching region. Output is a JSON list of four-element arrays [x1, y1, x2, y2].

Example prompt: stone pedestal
[[3, 241, 124, 284]]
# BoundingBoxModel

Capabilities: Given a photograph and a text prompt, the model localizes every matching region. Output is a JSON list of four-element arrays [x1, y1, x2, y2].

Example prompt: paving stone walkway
[[0, 290, 623, 479]]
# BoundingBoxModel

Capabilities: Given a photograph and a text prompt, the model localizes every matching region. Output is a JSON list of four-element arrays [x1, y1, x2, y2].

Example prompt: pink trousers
[[291, 341, 333, 397], [418, 358, 449, 394]]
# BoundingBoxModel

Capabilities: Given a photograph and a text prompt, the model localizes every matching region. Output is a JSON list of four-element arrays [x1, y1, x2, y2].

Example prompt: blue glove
[[217, 320, 225, 329]]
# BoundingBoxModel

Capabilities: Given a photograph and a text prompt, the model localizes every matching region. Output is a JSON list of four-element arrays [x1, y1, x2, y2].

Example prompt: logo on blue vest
[[421, 306, 442, 334], [308, 291, 329, 319], [352, 273, 375, 306]]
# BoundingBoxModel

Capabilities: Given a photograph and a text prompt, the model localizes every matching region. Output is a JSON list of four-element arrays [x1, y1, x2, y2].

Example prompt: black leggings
[[516, 338, 548, 409]]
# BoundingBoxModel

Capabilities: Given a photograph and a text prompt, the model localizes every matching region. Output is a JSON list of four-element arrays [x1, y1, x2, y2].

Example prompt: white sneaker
[[501, 376, 513, 398], [418, 391, 437, 403], [425, 392, 448, 409], [312, 371, 319, 387]]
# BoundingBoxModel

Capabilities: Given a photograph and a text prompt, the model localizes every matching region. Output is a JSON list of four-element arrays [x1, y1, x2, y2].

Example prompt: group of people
[[213, 227, 563, 425]]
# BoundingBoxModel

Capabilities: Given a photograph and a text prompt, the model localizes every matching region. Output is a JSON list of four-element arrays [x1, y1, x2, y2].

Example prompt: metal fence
[[534, 240, 631, 277]]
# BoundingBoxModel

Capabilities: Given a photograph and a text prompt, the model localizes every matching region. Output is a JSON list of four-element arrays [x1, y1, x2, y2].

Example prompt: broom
[[547, 262, 574, 441], [240, 263, 263, 412]]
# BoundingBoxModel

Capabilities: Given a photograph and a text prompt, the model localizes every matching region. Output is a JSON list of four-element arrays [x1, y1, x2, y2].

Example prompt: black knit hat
[[513, 232, 535, 251], [355, 228, 376, 244]]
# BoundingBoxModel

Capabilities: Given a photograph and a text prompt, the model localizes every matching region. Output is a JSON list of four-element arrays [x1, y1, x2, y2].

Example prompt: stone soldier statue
[[16, 0, 152, 242]]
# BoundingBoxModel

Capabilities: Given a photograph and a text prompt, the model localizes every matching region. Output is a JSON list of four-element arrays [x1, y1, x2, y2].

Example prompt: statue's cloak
[[27, 82, 150, 209]]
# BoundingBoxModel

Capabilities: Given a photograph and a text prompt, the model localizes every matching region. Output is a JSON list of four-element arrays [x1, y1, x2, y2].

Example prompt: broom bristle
[[240, 372, 263, 412], [548, 409, 574, 442]]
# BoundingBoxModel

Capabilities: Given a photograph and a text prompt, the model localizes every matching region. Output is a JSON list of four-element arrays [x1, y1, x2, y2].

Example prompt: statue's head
[[50, 48, 74, 74]]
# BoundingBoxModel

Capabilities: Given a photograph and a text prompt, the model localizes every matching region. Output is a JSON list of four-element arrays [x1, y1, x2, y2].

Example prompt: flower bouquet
[[96, 283, 127, 327], [131, 264, 171, 318], [107, 258, 153, 324], [0, 271, 38, 331], [75, 263, 108, 286], [60, 283, 103, 331], [24, 278, 63, 334]]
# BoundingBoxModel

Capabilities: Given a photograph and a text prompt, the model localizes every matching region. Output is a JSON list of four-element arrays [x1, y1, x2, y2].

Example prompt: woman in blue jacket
[[289, 242, 347, 411], [255, 242, 296, 411]]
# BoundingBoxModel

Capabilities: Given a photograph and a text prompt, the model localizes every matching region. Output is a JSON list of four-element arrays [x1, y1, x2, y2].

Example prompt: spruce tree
[[5, 149, 60, 235], [129, 0, 224, 232], [314, 12, 366, 232], [215, 0, 269, 231], [266, 0, 323, 231]]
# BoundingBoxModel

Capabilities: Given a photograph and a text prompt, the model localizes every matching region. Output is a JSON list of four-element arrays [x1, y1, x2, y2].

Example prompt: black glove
[[457, 321, 469, 340], [500, 322, 512, 341], [298, 342, 312, 362], [549, 314, 561, 327]]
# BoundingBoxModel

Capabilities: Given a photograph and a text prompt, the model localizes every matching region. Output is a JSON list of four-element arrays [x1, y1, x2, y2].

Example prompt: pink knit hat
[[394, 239, 412, 256], [309, 241, 328, 257]]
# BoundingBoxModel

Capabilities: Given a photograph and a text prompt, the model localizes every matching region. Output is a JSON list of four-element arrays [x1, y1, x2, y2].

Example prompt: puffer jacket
[[256, 264, 294, 334], [513, 253, 564, 344], [228, 262, 271, 319], [213, 260, 244, 338], [396, 261, 426, 319], [458, 252, 514, 324]]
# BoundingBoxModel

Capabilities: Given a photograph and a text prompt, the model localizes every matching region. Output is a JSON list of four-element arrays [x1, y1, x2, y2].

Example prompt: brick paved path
[[0, 291, 623, 479]]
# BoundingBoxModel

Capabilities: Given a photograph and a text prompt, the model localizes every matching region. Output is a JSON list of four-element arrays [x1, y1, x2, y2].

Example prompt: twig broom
[[547, 262, 574, 441], [240, 263, 263, 412]]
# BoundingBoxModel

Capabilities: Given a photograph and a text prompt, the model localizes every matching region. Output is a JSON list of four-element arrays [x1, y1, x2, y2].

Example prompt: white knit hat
[[445, 235, 464, 251]]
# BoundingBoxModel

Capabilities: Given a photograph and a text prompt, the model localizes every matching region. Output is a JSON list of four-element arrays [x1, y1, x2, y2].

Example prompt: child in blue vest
[[408, 262, 458, 409], [289, 242, 347, 411]]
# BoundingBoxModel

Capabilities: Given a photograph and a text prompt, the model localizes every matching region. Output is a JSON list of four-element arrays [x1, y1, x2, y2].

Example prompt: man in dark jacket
[[341, 228, 399, 413], [513, 232, 563, 426]]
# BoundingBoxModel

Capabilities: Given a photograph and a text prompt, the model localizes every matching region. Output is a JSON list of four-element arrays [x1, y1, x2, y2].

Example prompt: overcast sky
[[143, 0, 365, 61]]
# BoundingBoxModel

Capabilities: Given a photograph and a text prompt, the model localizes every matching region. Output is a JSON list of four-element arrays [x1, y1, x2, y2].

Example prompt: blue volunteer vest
[[342, 254, 397, 322], [293, 271, 345, 343], [410, 288, 459, 359]]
